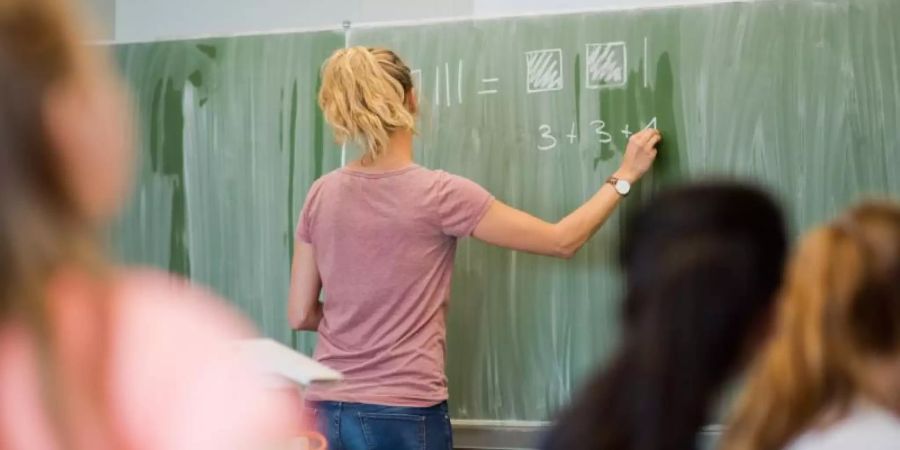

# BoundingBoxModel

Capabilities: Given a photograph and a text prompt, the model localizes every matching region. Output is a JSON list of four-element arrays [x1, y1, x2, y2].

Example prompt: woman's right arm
[[287, 241, 323, 331], [473, 128, 660, 259]]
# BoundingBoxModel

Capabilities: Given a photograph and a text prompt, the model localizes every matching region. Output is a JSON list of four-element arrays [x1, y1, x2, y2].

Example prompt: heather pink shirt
[[0, 270, 298, 450], [297, 165, 494, 407]]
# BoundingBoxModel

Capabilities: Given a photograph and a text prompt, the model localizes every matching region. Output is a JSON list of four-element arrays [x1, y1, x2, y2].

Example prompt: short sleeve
[[437, 172, 495, 237], [295, 180, 323, 244]]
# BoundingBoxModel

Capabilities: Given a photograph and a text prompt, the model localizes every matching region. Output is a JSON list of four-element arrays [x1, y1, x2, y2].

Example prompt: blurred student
[[723, 201, 900, 450], [0, 1, 295, 449], [541, 183, 788, 450]]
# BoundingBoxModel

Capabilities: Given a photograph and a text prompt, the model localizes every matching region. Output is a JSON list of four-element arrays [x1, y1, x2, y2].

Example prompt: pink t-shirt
[[0, 270, 298, 450], [297, 165, 494, 407]]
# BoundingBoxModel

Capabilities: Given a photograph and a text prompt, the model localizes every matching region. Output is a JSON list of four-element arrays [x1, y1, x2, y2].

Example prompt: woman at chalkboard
[[288, 46, 660, 450]]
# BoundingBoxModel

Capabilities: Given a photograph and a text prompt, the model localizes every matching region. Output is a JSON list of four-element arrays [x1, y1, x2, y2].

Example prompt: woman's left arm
[[288, 241, 322, 331]]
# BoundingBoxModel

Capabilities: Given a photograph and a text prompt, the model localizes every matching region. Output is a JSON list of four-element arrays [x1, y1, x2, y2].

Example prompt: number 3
[[590, 120, 613, 144], [538, 124, 557, 151]]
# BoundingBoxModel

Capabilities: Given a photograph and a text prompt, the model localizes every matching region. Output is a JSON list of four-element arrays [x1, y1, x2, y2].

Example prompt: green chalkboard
[[112, 31, 344, 349], [111, 0, 900, 425], [348, 0, 900, 421]]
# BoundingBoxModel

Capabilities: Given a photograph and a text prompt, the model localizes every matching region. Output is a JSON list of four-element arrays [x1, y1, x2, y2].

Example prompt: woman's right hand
[[615, 128, 661, 182]]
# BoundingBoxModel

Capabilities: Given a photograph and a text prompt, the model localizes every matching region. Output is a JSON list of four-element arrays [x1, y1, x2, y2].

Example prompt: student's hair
[[0, 0, 121, 447], [544, 183, 787, 450], [722, 201, 900, 450], [318, 46, 416, 161]]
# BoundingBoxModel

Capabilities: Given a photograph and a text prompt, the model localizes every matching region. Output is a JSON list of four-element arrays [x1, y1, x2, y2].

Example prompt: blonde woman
[[288, 47, 661, 450], [0, 1, 295, 448], [723, 201, 900, 450]]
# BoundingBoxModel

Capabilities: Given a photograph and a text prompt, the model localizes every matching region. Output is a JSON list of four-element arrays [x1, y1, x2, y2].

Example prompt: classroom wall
[[111, 0, 733, 42], [79, 0, 115, 39], [114, 0, 473, 42], [473, 0, 725, 16]]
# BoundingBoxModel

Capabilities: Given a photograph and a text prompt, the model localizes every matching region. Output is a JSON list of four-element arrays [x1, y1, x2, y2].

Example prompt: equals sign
[[478, 78, 499, 95]]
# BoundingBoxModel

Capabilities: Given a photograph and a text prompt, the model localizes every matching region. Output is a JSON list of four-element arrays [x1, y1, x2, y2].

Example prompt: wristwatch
[[607, 176, 631, 197]]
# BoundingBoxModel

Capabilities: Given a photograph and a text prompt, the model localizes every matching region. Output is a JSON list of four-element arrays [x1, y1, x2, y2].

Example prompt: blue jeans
[[308, 401, 453, 450]]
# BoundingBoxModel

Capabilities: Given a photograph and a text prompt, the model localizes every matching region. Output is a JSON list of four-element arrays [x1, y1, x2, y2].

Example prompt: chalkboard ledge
[[450, 421, 724, 450]]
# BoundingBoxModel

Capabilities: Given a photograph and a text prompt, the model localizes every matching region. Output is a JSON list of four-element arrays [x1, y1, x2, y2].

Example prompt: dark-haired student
[[541, 182, 788, 450]]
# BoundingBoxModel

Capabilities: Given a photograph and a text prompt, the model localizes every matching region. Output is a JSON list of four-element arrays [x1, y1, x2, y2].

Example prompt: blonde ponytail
[[318, 47, 416, 161], [723, 201, 900, 450], [722, 227, 855, 450]]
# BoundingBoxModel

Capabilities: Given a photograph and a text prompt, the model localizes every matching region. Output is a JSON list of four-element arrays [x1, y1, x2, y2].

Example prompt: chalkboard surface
[[112, 0, 900, 423], [348, 0, 900, 421], [112, 31, 343, 349]]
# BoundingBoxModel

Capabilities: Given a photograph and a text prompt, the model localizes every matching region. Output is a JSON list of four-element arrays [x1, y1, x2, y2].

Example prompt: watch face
[[615, 179, 631, 195]]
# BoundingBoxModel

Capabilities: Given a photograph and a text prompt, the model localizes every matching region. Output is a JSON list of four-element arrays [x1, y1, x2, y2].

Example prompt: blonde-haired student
[[723, 201, 900, 450], [0, 1, 296, 448], [288, 46, 661, 450]]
